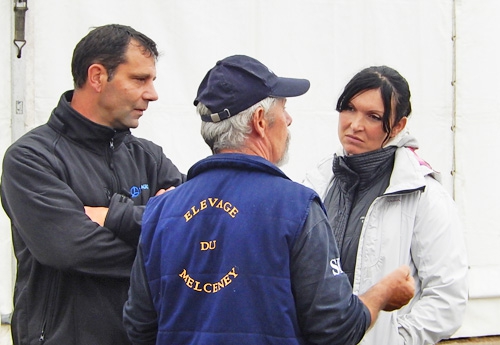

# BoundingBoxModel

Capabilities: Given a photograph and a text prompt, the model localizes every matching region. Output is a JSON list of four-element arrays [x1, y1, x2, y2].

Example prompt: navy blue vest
[[141, 154, 321, 344]]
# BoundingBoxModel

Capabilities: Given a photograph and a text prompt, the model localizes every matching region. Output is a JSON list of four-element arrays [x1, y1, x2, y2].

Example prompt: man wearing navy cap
[[123, 55, 415, 345]]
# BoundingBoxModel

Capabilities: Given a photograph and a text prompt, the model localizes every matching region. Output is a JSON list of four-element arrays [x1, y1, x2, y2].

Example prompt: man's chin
[[276, 151, 289, 167], [276, 132, 291, 167], [125, 120, 140, 129]]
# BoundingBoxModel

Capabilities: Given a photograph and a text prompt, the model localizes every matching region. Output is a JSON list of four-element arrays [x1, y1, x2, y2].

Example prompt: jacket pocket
[[38, 271, 60, 344]]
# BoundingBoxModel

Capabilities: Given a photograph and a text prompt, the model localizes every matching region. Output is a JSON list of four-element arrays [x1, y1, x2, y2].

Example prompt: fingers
[[155, 186, 176, 196], [381, 265, 415, 311], [398, 264, 410, 276], [155, 189, 167, 196]]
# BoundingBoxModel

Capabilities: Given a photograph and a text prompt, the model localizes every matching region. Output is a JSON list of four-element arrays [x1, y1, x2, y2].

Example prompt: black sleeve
[[105, 193, 145, 247], [156, 149, 186, 189], [1, 143, 136, 278], [291, 199, 371, 345], [105, 149, 185, 247], [123, 244, 158, 345]]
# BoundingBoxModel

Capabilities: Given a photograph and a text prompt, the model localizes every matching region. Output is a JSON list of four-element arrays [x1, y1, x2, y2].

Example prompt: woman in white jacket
[[303, 66, 468, 345]]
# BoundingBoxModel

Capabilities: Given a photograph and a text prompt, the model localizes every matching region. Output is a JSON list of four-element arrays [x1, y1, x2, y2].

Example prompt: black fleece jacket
[[1, 91, 185, 345]]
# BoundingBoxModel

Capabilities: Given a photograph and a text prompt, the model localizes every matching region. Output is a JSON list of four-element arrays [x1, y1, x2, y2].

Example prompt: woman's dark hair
[[336, 66, 412, 138], [71, 24, 158, 88]]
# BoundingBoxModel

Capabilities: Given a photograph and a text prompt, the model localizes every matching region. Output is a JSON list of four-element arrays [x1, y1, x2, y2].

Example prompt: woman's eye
[[369, 114, 382, 121]]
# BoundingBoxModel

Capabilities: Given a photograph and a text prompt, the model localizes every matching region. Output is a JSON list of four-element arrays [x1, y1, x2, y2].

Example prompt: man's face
[[98, 40, 158, 130], [265, 98, 292, 166]]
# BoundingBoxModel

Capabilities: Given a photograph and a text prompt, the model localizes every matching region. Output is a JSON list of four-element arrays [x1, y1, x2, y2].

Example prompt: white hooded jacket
[[303, 132, 468, 345]]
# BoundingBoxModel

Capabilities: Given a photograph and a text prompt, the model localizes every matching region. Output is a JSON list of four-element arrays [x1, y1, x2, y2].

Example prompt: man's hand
[[84, 206, 109, 227], [155, 186, 176, 196], [379, 265, 415, 311], [84, 187, 175, 226], [359, 265, 415, 328]]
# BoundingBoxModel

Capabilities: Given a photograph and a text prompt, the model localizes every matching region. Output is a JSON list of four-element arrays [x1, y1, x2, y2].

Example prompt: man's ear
[[87, 64, 107, 92], [251, 107, 267, 138]]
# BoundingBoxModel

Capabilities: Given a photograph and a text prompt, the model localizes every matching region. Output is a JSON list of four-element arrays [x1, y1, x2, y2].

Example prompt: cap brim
[[270, 77, 310, 98]]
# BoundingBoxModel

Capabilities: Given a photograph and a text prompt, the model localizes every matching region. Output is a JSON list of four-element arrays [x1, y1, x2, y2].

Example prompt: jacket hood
[[385, 128, 419, 149]]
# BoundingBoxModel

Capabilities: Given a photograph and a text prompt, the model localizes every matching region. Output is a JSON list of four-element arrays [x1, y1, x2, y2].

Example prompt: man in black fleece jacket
[[1, 24, 185, 345]]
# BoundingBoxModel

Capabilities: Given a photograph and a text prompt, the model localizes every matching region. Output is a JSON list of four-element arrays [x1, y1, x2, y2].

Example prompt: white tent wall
[[0, 0, 14, 323], [454, 0, 500, 337], [0, 0, 498, 341]]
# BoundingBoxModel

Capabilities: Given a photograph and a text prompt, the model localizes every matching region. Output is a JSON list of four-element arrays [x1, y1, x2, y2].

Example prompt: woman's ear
[[390, 117, 408, 138]]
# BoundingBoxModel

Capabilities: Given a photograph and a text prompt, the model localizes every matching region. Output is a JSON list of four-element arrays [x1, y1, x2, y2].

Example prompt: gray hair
[[197, 97, 277, 153]]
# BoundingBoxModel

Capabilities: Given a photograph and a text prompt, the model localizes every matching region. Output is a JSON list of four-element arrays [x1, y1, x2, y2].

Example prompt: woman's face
[[338, 88, 405, 155]]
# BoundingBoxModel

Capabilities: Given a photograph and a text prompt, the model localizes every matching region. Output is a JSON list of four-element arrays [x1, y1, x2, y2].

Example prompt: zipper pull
[[39, 329, 45, 343]]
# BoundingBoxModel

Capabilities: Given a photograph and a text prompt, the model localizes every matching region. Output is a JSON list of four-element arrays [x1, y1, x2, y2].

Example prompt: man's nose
[[285, 111, 293, 126], [145, 83, 159, 102]]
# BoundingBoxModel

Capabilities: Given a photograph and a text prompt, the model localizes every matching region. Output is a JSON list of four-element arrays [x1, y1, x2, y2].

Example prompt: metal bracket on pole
[[13, 0, 28, 58], [11, 0, 29, 140]]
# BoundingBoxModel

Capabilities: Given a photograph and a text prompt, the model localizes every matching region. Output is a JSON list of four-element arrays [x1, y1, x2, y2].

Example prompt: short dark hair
[[336, 66, 412, 138], [71, 24, 158, 88]]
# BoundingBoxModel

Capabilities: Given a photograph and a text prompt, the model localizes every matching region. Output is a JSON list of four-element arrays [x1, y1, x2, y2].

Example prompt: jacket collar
[[47, 90, 130, 152], [305, 132, 437, 199], [187, 153, 289, 181], [385, 131, 439, 193]]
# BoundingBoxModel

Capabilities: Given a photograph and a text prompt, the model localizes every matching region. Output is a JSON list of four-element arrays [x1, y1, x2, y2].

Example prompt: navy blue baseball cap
[[194, 55, 310, 122]]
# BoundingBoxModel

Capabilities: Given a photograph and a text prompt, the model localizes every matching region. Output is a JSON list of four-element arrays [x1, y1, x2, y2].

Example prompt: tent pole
[[11, 0, 28, 142], [451, 0, 457, 200]]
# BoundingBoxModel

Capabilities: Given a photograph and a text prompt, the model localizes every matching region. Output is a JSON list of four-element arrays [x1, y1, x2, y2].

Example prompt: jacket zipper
[[38, 271, 59, 343], [108, 137, 120, 195], [39, 329, 45, 343]]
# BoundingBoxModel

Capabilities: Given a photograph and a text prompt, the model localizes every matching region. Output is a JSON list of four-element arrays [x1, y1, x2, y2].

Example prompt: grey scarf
[[325, 146, 396, 284]]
